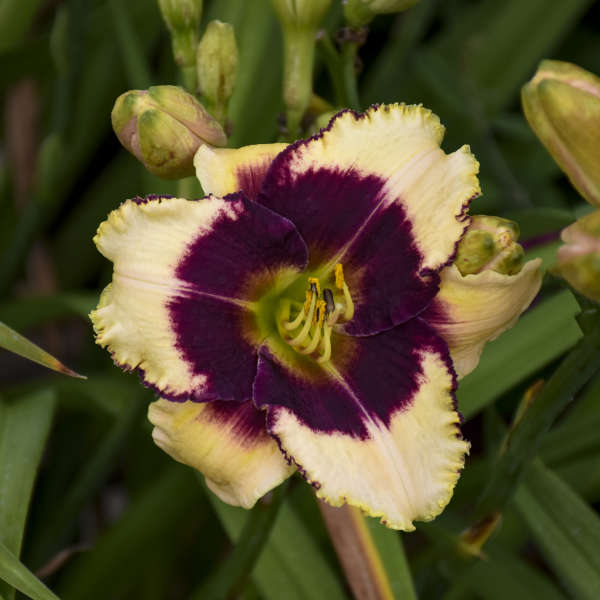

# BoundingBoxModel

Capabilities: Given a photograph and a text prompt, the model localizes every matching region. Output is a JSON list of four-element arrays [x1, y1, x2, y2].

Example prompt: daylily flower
[[91, 104, 540, 530]]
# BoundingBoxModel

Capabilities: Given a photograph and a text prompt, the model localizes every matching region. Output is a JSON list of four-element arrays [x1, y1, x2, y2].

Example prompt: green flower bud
[[556, 210, 600, 302], [158, 0, 202, 69], [111, 85, 226, 179], [344, 0, 420, 27], [271, 0, 333, 138], [522, 60, 600, 208], [197, 20, 238, 124], [455, 215, 525, 276]]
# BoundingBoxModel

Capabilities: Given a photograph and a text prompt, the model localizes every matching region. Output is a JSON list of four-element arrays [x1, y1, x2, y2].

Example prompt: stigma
[[279, 264, 354, 363]]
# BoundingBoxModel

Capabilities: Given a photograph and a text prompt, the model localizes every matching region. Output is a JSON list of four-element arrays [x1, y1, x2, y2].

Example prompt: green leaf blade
[[0, 322, 84, 379], [515, 461, 600, 600]]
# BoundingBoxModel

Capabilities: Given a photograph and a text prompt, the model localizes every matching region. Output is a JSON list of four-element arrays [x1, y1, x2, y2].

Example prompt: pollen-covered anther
[[334, 263, 354, 321]]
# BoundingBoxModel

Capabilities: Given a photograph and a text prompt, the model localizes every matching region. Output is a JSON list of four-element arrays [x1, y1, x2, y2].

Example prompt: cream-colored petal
[[149, 399, 295, 508], [267, 351, 468, 531], [267, 105, 480, 272], [426, 261, 543, 378], [194, 143, 287, 198]]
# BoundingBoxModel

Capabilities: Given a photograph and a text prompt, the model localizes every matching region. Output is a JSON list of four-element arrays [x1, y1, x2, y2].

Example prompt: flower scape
[[90, 104, 542, 531]]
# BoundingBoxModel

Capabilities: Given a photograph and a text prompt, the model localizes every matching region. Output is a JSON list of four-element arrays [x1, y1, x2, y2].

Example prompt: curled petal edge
[[425, 260, 543, 379]]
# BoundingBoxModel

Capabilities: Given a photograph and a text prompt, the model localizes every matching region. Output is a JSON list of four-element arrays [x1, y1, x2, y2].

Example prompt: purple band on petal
[[168, 296, 259, 402], [166, 194, 308, 403], [254, 317, 455, 437], [204, 400, 267, 443], [235, 163, 272, 201], [174, 194, 307, 301], [259, 164, 438, 334]]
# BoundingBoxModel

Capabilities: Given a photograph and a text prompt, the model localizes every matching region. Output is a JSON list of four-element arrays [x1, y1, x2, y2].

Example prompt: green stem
[[282, 27, 317, 139], [476, 316, 600, 517], [180, 65, 198, 95], [317, 33, 346, 107], [191, 483, 289, 600], [341, 40, 361, 111]]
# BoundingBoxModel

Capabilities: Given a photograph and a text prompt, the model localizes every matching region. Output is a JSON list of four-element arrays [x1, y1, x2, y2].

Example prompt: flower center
[[277, 263, 354, 363]]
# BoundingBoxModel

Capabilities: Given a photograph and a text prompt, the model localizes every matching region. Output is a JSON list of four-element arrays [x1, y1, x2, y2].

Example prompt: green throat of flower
[[275, 263, 354, 364]]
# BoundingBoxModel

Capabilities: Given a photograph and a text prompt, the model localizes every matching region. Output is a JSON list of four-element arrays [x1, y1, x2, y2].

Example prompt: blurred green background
[[1, 1, 600, 599]]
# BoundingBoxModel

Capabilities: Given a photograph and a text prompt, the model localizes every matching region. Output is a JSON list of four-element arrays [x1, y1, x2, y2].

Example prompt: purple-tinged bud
[[111, 85, 226, 179], [455, 215, 524, 276], [556, 210, 600, 302], [522, 60, 600, 208]]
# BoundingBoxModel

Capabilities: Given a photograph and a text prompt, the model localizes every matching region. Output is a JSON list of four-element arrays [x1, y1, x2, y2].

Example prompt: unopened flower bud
[[158, 0, 202, 78], [197, 20, 238, 124], [344, 0, 420, 27], [556, 210, 600, 302], [522, 60, 600, 207], [455, 216, 525, 276], [111, 85, 226, 179]]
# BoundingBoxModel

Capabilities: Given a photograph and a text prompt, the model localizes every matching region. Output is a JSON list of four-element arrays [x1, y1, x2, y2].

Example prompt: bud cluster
[[455, 216, 525, 276]]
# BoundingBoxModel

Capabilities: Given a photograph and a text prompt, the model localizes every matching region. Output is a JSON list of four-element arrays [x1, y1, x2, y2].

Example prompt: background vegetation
[[1, 0, 600, 598]]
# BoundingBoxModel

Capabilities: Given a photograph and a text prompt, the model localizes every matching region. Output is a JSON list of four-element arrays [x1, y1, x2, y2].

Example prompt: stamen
[[299, 321, 322, 354], [326, 304, 343, 326], [302, 289, 311, 314], [323, 288, 335, 315], [341, 283, 354, 320], [308, 277, 321, 298], [284, 302, 307, 331], [317, 323, 333, 363], [333, 264, 354, 320], [314, 299, 326, 326], [279, 269, 352, 363], [289, 291, 316, 347]]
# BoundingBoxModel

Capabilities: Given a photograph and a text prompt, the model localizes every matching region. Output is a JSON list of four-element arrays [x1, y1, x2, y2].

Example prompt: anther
[[334, 264, 345, 290], [333, 263, 354, 321], [308, 277, 321, 298], [323, 288, 335, 315]]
